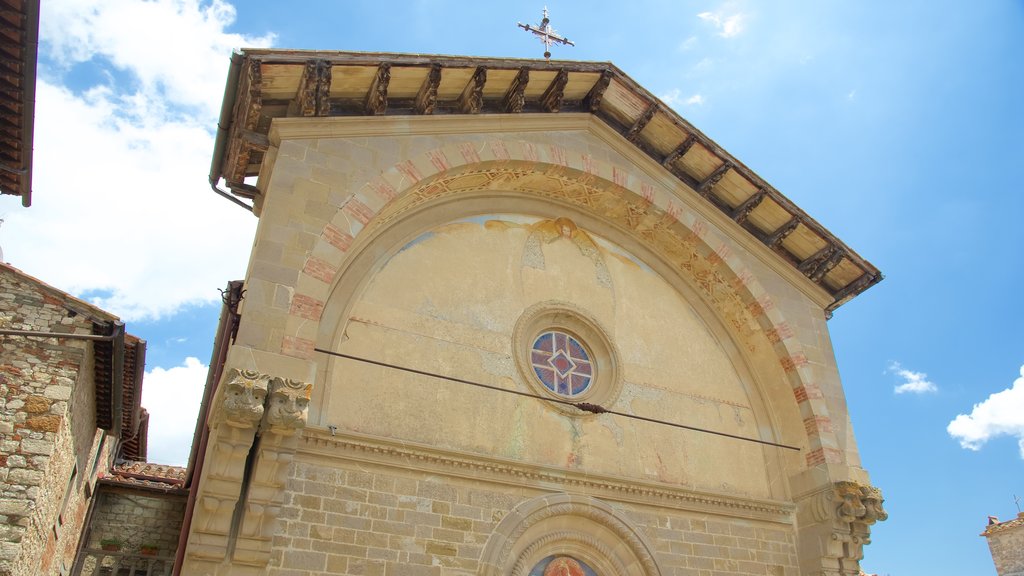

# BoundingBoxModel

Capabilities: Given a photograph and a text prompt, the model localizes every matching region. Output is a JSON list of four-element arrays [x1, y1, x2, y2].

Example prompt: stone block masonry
[[267, 456, 799, 576], [0, 266, 113, 576]]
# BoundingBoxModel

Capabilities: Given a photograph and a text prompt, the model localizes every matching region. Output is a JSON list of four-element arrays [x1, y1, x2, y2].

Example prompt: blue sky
[[2, 1, 1021, 574]]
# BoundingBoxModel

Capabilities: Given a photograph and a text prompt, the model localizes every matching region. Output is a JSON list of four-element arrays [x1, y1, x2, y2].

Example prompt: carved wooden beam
[[239, 129, 269, 152], [662, 135, 696, 167], [502, 67, 530, 113], [414, 64, 442, 115], [224, 58, 262, 183], [540, 69, 569, 113], [458, 67, 487, 114], [293, 59, 332, 117], [810, 249, 846, 282], [583, 69, 612, 112], [731, 188, 766, 223], [697, 162, 732, 197], [766, 216, 801, 247], [828, 271, 879, 308], [798, 245, 836, 275], [626, 103, 658, 143], [365, 63, 391, 115]]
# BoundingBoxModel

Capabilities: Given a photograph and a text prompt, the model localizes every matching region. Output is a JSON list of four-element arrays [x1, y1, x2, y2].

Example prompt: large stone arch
[[274, 141, 841, 469], [478, 493, 663, 576]]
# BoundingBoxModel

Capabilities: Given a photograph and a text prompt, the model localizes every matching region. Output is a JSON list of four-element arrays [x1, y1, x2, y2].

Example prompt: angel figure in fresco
[[516, 217, 613, 289]]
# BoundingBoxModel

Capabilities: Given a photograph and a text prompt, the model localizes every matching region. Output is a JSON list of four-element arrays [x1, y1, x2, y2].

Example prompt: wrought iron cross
[[517, 7, 574, 60]]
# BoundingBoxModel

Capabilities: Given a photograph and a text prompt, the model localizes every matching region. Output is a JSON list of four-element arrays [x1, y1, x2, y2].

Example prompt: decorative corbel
[[540, 69, 569, 112], [583, 69, 612, 112], [212, 369, 270, 429], [293, 58, 332, 117], [503, 67, 530, 113], [414, 64, 442, 115], [365, 63, 391, 115], [458, 67, 487, 114], [797, 481, 888, 576], [260, 377, 313, 436]]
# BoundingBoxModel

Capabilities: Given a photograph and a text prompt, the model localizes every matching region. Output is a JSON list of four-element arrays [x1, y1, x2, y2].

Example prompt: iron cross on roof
[[517, 7, 575, 60]]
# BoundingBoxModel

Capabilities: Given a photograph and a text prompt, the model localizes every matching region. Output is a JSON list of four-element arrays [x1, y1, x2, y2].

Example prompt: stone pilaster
[[184, 368, 269, 573], [233, 377, 312, 567], [795, 481, 888, 576]]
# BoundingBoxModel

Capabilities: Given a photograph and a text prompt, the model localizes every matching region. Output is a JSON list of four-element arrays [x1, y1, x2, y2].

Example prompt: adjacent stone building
[[984, 512, 1024, 576], [175, 50, 888, 576], [0, 263, 148, 575]]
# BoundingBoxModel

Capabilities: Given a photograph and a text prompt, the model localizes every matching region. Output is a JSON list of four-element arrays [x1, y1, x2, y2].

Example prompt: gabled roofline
[[210, 50, 881, 312]]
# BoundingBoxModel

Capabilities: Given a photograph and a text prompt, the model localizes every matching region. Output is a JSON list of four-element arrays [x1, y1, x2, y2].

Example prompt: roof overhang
[[0, 0, 39, 207], [211, 49, 882, 313]]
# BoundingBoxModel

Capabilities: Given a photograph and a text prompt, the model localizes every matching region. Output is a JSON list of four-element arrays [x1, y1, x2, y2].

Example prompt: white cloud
[[679, 36, 699, 51], [0, 0, 273, 320], [142, 357, 209, 466], [41, 0, 274, 117], [888, 361, 938, 394], [661, 90, 705, 108], [948, 365, 1024, 459], [698, 6, 749, 39]]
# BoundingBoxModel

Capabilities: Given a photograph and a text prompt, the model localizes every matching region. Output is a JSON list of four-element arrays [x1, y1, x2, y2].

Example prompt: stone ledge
[[299, 427, 796, 524]]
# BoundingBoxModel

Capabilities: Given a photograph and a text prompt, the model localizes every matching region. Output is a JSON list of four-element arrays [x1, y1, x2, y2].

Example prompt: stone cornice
[[299, 426, 795, 524]]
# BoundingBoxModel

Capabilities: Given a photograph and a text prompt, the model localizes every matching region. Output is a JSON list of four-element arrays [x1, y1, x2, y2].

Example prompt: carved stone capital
[[213, 368, 270, 429], [260, 377, 312, 436], [795, 481, 887, 576]]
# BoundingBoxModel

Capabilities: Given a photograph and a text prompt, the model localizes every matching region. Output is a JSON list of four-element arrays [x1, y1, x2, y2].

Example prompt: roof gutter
[[209, 51, 253, 212]]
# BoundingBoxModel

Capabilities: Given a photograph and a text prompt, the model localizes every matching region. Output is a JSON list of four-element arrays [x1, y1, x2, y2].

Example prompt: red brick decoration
[[803, 416, 833, 437], [427, 149, 450, 172], [302, 257, 337, 285], [344, 197, 374, 225], [805, 447, 844, 467], [612, 166, 629, 188], [780, 353, 809, 372], [289, 294, 325, 321], [458, 143, 481, 164], [396, 160, 423, 183], [489, 140, 510, 160], [322, 224, 354, 253], [548, 145, 567, 166], [369, 181, 397, 202]]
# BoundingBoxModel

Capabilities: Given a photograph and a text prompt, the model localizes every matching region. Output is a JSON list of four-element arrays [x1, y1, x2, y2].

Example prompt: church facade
[[177, 50, 886, 576]]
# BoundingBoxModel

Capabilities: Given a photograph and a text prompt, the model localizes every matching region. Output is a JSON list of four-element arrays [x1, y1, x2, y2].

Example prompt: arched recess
[[280, 142, 843, 469], [478, 493, 663, 576]]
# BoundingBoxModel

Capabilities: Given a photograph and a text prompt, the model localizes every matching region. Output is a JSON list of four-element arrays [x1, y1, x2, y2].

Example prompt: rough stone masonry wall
[[0, 269, 106, 576], [267, 457, 799, 576], [987, 519, 1024, 576], [84, 490, 186, 557]]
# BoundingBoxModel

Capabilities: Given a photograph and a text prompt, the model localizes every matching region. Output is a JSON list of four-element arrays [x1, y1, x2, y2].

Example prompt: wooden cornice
[[213, 50, 882, 311]]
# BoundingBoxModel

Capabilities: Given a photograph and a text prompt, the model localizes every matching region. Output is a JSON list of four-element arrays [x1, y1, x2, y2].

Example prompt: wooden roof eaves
[[0, 0, 36, 206], [213, 50, 881, 312]]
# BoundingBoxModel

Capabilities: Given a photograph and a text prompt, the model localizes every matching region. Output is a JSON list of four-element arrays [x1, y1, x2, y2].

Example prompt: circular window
[[530, 331, 594, 397], [513, 302, 622, 415]]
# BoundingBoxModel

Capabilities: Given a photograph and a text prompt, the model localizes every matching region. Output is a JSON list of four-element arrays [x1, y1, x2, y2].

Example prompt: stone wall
[[986, 515, 1024, 576], [84, 489, 186, 557], [0, 267, 111, 576], [267, 454, 798, 576]]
